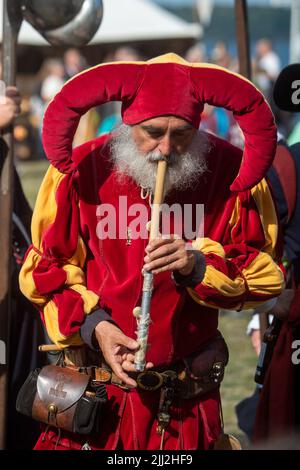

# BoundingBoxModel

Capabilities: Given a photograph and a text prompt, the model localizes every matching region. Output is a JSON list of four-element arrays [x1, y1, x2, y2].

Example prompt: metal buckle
[[94, 367, 111, 383], [210, 362, 224, 383], [136, 371, 164, 391]]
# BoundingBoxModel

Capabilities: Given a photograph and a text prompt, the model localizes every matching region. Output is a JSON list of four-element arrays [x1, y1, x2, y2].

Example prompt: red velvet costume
[[19, 54, 284, 450]]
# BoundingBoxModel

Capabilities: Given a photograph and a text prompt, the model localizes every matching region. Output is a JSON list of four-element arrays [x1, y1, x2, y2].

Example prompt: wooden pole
[[134, 159, 168, 371], [149, 160, 168, 240], [234, 0, 252, 80], [0, 0, 21, 450]]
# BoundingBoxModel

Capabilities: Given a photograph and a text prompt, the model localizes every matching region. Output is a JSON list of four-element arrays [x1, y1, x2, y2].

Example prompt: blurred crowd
[[6, 39, 297, 162]]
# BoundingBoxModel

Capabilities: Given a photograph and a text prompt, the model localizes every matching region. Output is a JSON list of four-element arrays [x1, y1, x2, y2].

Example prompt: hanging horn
[[21, 0, 103, 46], [190, 64, 277, 191]]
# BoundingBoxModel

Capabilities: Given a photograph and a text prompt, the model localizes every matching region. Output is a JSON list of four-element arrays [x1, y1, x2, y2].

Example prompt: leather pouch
[[16, 365, 107, 435], [178, 334, 229, 399]]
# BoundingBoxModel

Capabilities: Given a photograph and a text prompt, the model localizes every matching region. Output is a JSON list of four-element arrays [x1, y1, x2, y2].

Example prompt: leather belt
[[75, 365, 182, 392]]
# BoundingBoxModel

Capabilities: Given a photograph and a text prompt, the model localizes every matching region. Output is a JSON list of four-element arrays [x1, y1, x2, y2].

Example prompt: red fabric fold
[[32, 257, 67, 295], [53, 289, 85, 337], [42, 171, 79, 260]]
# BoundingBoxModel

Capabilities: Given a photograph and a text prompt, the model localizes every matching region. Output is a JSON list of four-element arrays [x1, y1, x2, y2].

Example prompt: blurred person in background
[[184, 42, 207, 63], [184, 43, 243, 148], [63, 48, 99, 147], [252, 39, 294, 139], [254, 39, 281, 92], [63, 48, 87, 80], [236, 138, 300, 444], [253, 140, 300, 443], [40, 59, 65, 105], [211, 41, 236, 70], [29, 58, 65, 160], [97, 46, 143, 136]]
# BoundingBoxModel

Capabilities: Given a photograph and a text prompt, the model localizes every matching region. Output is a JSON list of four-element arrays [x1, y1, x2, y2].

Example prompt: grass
[[16, 160, 49, 209], [219, 311, 257, 447], [17, 161, 259, 448]]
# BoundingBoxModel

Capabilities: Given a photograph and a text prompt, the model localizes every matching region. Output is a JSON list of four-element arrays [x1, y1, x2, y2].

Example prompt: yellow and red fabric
[[20, 133, 284, 353], [19, 130, 284, 450], [19, 163, 100, 347]]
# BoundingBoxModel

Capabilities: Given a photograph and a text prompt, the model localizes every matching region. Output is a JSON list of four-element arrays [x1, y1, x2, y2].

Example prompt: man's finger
[[123, 353, 135, 363], [146, 237, 174, 253], [122, 360, 138, 372], [145, 362, 154, 369], [116, 333, 139, 351], [144, 251, 180, 272], [144, 243, 178, 263], [111, 360, 137, 387]]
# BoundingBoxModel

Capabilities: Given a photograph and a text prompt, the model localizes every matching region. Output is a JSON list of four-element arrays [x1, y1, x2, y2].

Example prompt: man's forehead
[[136, 115, 194, 131]]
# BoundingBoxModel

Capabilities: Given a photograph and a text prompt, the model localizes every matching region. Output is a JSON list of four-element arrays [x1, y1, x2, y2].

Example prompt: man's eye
[[148, 131, 162, 138], [173, 132, 189, 139]]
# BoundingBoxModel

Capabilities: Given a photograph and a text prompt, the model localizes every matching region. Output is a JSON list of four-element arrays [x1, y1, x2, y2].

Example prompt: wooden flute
[[134, 159, 168, 371]]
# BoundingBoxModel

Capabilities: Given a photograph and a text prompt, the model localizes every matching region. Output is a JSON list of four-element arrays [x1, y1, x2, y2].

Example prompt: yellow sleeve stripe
[[19, 250, 48, 306], [192, 237, 225, 258], [251, 178, 278, 256], [187, 290, 282, 313], [63, 264, 86, 287], [200, 264, 246, 297], [188, 250, 284, 308], [69, 285, 99, 314], [43, 301, 84, 348], [67, 236, 87, 269], [31, 165, 64, 250], [242, 251, 285, 296], [228, 195, 240, 237]]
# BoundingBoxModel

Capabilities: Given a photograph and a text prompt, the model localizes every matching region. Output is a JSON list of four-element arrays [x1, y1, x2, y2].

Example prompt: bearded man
[[19, 53, 284, 450]]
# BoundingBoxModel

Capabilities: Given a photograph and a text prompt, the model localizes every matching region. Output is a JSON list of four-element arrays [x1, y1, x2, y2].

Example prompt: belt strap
[[74, 365, 181, 392]]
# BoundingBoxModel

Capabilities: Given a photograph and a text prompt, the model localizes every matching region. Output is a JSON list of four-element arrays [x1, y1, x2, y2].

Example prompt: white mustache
[[109, 124, 209, 194], [147, 151, 178, 165]]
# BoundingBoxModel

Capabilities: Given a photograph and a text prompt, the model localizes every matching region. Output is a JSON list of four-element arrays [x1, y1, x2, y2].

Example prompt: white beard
[[109, 124, 210, 195]]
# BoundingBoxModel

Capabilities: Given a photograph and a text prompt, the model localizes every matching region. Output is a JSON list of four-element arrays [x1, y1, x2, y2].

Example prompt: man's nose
[[157, 135, 172, 157]]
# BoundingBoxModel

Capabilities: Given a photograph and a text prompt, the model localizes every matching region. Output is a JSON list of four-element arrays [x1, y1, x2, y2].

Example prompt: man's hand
[[0, 86, 21, 130], [250, 329, 261, 356], [144, 236, 195, 275], [94, 321, 154, 387]]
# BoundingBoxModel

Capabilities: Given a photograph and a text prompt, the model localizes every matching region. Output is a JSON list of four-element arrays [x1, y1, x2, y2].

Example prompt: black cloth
[[172, 251, 206, 288], [236, 388, 260, 442], [80, 308, 116, 351]]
